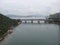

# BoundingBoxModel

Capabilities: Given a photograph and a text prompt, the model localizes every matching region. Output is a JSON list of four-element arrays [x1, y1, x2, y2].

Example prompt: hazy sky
[[0, 0, 60, 16]]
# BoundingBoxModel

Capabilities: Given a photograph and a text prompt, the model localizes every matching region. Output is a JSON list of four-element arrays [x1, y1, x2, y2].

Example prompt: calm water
[[0, 24, 60, 45]]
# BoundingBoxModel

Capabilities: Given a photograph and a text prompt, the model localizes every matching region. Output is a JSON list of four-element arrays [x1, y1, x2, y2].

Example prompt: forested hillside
[[0, 14, 18, 36]]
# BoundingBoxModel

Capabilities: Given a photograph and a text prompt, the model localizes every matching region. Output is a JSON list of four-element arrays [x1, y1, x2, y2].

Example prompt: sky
[[0, 0, 60, 16]]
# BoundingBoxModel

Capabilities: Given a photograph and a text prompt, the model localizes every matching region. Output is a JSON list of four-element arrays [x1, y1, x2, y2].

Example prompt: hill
[[0, 13, 19, 37]]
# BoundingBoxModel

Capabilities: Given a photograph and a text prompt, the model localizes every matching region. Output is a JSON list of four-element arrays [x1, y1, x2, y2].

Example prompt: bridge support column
[[31, 20, 33, 23], [38, 20, 40, 24], [25, 20, 27, 23], [44, 20, 48, 23], [45, 20, 48, 23]]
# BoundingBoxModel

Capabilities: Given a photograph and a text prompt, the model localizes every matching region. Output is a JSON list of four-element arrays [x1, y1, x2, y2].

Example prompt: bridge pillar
[[31, 20, 33, 23], [44, 20, 48, 23], [44, 20, 46, 23], [38, 20, 40, 24], [25, 20, 27, 23]]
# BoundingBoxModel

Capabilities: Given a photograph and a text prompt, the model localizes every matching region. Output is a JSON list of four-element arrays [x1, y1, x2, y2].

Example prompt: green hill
[[0, 14, 19, 36]]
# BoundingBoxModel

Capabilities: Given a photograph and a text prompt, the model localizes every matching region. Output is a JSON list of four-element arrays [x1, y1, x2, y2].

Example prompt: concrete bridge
[[12, 16, 49, 24], [20, 19, 48, 24]]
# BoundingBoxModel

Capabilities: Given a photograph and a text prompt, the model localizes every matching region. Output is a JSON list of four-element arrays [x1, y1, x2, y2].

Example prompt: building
[[49, 13, 60, 19]]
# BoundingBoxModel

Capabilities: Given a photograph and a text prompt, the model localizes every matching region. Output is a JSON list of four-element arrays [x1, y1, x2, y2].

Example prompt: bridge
[[17, 19, 49, 24], [10, 15, 49, 24]]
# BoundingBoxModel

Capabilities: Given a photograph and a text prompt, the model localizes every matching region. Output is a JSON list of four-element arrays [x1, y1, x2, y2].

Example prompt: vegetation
[[0, 13, 20, 37]]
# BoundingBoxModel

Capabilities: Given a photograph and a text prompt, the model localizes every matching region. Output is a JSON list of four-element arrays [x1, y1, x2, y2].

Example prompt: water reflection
[[58, 25, 60, 45]]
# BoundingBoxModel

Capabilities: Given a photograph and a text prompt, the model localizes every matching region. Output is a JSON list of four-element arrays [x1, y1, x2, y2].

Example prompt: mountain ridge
[[5, 14, 48, 17]]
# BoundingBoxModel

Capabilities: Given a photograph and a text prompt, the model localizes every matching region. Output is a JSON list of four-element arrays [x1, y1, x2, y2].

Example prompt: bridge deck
[[21, 19, 46, 21]]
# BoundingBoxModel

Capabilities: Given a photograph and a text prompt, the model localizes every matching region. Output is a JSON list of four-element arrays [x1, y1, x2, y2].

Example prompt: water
[[0, 24, 60, 45]]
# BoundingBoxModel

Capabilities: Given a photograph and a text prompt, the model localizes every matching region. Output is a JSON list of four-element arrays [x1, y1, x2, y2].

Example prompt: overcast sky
[[0, 0, 60, 16]]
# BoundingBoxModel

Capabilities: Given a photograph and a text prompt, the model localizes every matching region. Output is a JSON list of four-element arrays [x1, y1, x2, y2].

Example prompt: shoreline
[[0, 31, 8, 41], [0, 27, 16, 41], [0, 22, 21, 41]]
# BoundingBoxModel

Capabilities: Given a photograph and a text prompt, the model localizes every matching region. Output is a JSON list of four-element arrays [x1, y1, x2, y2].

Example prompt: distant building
[[48, 13, 60, 23], [49, 13, 60, 19]]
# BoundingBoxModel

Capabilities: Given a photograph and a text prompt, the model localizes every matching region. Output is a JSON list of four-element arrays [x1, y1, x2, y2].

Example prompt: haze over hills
[[6, 14, 48, 17], [5, 14, 48, 19]]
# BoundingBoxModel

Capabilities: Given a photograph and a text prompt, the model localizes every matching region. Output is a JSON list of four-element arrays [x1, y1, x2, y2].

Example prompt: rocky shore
[[0, 24, 20, 41]]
